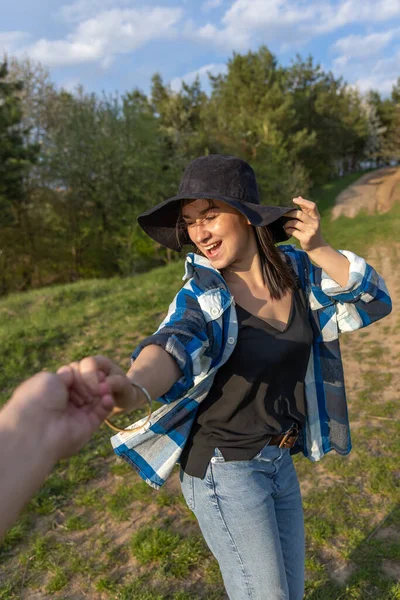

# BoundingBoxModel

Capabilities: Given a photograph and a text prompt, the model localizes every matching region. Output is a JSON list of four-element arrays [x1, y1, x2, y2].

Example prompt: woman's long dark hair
[[176, 199, 297, 300], [253, 225, 297, 300]]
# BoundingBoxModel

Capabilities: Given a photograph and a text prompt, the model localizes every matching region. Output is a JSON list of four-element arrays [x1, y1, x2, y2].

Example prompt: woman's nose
[[193, 223, 211, 244]]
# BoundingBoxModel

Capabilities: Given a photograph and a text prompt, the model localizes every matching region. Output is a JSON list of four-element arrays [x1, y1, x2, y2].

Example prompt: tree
[[285, 55, 369, 180], [204, 47, 311, 202], [150, 73, 209, 158], [0, 61, 39, 293], [362, 98, 386, 166], [7, 56, 56, 148], [365, 89, 398, 164], [391, 77, 400, 105], [0, 50, 395, 294]]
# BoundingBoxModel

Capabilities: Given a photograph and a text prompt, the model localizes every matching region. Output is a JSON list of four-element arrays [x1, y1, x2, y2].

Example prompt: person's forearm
[[126, 344, 182, 402], [0, 403, 56, 540], [307, 243, 350, 288]]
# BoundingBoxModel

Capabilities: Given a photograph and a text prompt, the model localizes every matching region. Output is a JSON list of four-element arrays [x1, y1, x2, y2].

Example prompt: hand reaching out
[[9, 370, 115, 461], [0, 362, 118, 540], [57, 355, 141, 419]]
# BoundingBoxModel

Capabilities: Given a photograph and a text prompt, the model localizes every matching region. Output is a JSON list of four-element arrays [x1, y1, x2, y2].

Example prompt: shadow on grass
[[305, 505, 400, 600]]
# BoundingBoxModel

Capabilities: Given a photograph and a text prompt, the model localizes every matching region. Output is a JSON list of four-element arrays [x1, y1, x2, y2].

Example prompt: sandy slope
[[332, 166, 400, 219]]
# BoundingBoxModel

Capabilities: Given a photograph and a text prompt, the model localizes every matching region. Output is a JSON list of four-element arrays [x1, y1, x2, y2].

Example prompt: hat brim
[[137, 193, 294, 251]]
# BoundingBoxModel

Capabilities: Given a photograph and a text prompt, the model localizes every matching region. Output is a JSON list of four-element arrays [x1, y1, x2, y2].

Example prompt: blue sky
[[1, 0, 399, 97]]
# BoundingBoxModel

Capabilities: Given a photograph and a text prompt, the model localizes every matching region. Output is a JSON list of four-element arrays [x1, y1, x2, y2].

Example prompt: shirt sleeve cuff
[[320, 250, 367, 299]]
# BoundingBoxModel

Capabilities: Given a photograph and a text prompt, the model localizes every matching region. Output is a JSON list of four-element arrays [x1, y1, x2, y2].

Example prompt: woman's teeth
[[205, 241, 222, 256]]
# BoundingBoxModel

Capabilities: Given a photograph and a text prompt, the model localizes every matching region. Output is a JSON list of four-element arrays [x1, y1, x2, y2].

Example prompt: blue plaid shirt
[[111, 244, 392, 489]]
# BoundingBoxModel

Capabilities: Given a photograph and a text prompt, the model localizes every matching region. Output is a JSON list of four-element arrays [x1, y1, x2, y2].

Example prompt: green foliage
[[0, 62, 38, 208], [0, 61, 40, 294], [0, 49, 399, 297], [366, 86, 400, 163], [203, 47, 311, 201], [286, 55, 369, 181]]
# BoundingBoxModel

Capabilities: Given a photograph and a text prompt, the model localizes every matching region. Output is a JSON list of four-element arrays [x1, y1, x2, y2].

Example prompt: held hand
[[8, 371, 115, 461], [57, 355, 139, 414], [283, 197, 327, 254]]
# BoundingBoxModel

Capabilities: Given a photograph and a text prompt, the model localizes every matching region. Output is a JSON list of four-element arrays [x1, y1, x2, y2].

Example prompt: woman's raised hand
[[57, 355, 139, 414]]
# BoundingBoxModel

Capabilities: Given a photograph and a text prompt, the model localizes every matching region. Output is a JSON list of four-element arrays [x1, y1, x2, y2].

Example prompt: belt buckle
[[278, 424, 299, 448]]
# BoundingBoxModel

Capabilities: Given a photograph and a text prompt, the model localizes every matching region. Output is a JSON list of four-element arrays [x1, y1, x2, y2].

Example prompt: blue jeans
[[179, 443, 305, 600]]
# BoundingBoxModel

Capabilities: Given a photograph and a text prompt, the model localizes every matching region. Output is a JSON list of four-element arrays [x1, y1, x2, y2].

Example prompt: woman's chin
[[209, 255, 231, 271]]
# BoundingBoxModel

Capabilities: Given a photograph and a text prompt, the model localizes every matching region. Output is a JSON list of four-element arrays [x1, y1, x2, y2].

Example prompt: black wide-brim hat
[[137, 154, 294, 251]]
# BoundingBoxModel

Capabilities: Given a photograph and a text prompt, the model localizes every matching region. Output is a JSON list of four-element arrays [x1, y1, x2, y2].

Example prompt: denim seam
[[209, 462, 256, 600], [188, 474, 195, 510], [179, 468, 196, 511]]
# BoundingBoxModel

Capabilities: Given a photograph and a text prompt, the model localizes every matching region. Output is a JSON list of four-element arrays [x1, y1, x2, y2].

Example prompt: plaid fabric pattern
[[111, 244, 392, 489]]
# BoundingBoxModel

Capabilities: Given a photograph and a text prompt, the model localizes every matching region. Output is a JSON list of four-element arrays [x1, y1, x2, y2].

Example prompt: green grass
[[0, 169, 399, 598], [64, 514, 92, 531], [74, 487, 105, 508], [106, 481, 156, 521], [130, 526, 208, 578], [0, 261, 184, 404]]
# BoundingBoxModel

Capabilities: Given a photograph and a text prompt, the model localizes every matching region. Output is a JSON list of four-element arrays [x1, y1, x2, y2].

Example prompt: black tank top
[[179, 282, 313, 479]]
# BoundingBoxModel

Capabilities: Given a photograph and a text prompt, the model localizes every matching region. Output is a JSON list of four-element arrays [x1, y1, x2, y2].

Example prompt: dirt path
[[331, 166, 400, 219]]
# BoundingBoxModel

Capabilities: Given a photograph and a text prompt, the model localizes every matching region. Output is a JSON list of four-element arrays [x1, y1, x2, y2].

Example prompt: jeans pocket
[[253, 437, 273, 460], [254, 443, 284, 476], [179, 467, 195, 511]]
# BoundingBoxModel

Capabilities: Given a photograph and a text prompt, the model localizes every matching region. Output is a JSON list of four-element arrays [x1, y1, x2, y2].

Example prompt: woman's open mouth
[[204, 240, 222, 259]]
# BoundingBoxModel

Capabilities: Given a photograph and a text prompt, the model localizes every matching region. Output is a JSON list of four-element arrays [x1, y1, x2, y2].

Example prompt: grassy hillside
[[0, 172, 399, 599]]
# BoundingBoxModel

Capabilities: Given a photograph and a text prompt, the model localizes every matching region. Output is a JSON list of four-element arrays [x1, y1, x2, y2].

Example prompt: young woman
[[68, 154, 392, 600]]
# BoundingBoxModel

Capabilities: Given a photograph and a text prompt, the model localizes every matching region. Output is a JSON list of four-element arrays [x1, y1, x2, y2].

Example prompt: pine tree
[[0, 61, 39, 221], [362, 98, 386, 167], [0, 61, 39, 292]]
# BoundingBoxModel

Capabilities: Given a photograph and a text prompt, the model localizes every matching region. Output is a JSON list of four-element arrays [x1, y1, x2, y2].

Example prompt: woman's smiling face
[[181, 198, 254, 270]]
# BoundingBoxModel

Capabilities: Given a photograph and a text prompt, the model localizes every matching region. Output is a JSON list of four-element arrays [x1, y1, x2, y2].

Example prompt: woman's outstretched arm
[[60, 348, 183, 414], [126, 345, 182, 405]]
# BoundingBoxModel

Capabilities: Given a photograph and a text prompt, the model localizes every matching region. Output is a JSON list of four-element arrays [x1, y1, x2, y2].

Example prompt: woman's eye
[[185, 215, 216, 227], [201, 215, 216, 223]]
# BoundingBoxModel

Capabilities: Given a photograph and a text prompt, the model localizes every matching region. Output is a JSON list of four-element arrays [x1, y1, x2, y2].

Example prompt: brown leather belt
[[268, 424, 299, 448]]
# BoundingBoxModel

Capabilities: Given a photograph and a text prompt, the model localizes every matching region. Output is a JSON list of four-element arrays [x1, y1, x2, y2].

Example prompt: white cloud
[[332, 43, 400, 96], [0, 31, 30, 56], [170, 62, 227, 92], [59, 0, 134, 23], [370, 48, 400, 79], [332, 29, 399, 59], [188, 0, 400, 51], [332, 55, 349, 70], [311, 0, 400, 34], [17, 7, 182, 67], [355, 75, 398, 94], [186, 0, 325, 51]]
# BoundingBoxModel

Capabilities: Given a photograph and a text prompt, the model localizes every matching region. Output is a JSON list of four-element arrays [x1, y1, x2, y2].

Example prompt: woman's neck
[[222, 251, 265, 291]]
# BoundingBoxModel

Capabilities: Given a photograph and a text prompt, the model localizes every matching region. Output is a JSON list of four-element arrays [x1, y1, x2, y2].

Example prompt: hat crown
[[178, 154, 260, 205]]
